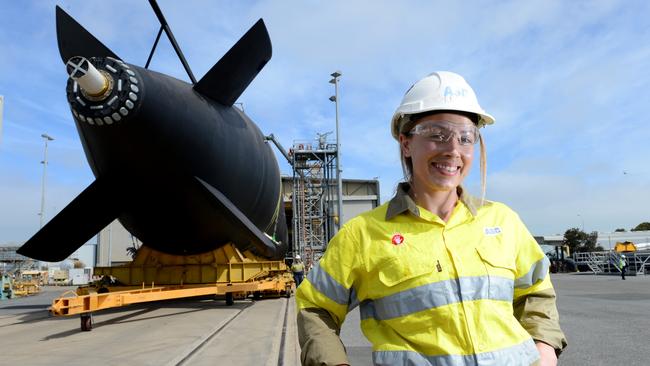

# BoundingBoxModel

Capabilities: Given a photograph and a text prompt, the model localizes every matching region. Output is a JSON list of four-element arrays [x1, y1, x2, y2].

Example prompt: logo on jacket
[[484, 226, 502, 236], [391, 234, 404, 245]]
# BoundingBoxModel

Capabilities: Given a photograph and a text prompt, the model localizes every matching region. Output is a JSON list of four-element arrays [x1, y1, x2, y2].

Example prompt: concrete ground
[[0, 286, 300, 366], [1, 274, 649, 365]]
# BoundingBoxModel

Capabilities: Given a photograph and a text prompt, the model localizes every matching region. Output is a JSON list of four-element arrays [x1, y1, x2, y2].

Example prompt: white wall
[[96, 220, 140, 266]]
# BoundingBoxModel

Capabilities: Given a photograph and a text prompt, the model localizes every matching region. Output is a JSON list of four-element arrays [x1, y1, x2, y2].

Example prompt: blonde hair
[[478, 133, 487, 204]]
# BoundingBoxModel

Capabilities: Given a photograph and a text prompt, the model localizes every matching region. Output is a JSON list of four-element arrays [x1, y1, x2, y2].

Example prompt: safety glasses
[[409, 121, 479, 146]]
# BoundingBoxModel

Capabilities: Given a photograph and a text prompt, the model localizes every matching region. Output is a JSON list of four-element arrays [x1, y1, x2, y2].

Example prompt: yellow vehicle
[[19, 270, 48, 286], [615, 241, 636, 253], [12, 282, 40, 297], [49, 243, 293, 331], [50, 269, 70, 286]]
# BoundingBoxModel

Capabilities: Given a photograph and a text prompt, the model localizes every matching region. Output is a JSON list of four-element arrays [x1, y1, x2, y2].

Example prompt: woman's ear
[[399, 134, 411, 157]]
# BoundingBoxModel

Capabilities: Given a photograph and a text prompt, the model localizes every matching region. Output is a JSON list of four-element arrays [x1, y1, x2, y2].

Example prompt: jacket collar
[[385, 182, 484, 220]]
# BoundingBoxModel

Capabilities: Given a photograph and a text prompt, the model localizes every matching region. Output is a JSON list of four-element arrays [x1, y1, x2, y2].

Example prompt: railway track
[[169, 296, 297, 366]]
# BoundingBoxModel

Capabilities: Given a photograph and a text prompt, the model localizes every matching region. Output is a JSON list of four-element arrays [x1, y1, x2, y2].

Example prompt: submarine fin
[[194, 177, 279, 259], [56, 5, 120, 65], [17, 179, 121, 262], [193, 19, 272, 106]]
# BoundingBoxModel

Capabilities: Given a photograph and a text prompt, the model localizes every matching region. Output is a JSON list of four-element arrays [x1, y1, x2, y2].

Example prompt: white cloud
[[488, 167, 650, 235]]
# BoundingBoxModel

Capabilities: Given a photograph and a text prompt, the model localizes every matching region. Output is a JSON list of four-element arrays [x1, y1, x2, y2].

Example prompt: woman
[[296, 71, 567, 366]]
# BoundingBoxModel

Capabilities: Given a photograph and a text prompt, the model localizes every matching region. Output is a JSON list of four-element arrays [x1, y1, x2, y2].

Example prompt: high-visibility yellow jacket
[[292, 262, 305, 273], [296, 183, 567, 366]]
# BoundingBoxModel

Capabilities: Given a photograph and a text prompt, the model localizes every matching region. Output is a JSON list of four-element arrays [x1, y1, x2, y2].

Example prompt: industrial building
[[0, 246, 34, 274], [540, 230, 650, 251]]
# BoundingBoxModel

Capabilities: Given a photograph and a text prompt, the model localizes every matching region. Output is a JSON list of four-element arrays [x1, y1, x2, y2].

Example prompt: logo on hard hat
[[391, 234, 405, 245], [443, 86, 468, 98]]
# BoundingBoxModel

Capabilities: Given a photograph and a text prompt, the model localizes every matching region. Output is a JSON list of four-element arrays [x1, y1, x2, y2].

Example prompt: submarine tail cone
[[66, 56, 112, 98]]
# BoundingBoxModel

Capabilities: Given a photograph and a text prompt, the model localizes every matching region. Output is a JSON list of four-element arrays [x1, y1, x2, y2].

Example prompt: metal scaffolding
[[291, 134, 338, 269], [0, 246, 37, 274]]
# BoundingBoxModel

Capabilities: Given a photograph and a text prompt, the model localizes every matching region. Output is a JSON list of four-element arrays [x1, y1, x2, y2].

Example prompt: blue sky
[[1, 0, 649, 247]]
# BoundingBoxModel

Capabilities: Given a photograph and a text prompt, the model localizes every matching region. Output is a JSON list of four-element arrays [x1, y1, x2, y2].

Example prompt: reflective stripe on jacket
[[296, 183, 567, 365]]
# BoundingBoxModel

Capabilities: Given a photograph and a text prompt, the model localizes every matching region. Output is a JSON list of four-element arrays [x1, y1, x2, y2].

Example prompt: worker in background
[[620, 254, 628, 280], [292, 255, 305, 287], [296, 71, 567, 366]]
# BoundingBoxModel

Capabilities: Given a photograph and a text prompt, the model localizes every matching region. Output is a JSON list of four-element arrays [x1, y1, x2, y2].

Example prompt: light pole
[[39, 133, 54, 228], [329, 71, 343, 231], [577, 214, 584, 232]]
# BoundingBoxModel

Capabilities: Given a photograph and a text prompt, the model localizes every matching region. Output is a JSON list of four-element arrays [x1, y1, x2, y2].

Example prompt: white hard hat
[[391, 71, 495, 139], [295, 255, 301, 259], [621, 254, 626, 258]]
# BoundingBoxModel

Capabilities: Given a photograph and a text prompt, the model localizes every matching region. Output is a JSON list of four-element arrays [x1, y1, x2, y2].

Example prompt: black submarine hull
[[71, 63, 286, 257], [17, 6, 288, 261]]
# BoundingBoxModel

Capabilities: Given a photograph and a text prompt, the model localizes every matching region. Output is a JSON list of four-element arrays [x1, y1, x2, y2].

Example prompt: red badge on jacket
[[391, 234, 404, 245]]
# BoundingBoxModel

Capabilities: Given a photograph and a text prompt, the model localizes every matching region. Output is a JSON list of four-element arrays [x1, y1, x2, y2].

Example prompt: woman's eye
[[429, 133, 446, 141]]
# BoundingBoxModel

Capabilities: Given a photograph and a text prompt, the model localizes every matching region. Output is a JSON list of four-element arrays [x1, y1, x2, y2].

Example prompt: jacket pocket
[[377, 256, 436, 287], [476, 245, 516, 280], [476, 245, 516, 303]]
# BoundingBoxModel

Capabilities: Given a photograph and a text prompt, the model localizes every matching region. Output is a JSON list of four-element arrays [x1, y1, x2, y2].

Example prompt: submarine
[[18, 3, 288, 262]]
